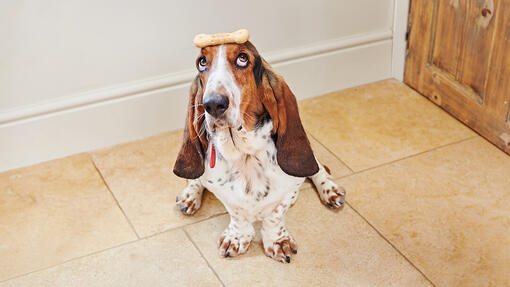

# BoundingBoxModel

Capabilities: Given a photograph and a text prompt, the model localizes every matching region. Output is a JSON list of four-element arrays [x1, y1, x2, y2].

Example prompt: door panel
[[431, 0, 466, 77], [405, 0, 510, 154], [456, 0, 496, 98]]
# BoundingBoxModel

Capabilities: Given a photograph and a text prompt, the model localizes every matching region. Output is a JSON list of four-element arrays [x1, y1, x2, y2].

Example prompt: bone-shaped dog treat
[[193, 29, 250, 48]]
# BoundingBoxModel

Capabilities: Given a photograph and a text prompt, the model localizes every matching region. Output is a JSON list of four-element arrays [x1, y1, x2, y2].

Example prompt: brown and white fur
[[173, 42, 346, 263]]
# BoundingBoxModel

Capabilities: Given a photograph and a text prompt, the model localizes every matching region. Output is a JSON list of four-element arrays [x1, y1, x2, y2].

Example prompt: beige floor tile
[[0, 229, 222, 287], [91, 130, 226, 238], [185, 187, 431, 287], [339, 137, 510, 286], [0, 154, 136, 281], [302, 135, 352, 189], [299, 79, 474, 171]]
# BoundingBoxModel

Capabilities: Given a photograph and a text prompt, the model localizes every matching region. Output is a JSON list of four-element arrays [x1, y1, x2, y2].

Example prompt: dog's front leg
[[261, 195, 298, 263], [309, 159, 346, 208], [218, 214, 255, 257], [176, 179, 204, 215]]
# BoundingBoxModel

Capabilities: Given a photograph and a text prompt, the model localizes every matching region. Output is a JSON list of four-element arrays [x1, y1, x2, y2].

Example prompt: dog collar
[[209, 143, 216, 168]]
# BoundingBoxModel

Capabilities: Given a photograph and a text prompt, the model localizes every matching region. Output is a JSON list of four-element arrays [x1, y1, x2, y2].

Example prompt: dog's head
[[173, 39, 318, 179]]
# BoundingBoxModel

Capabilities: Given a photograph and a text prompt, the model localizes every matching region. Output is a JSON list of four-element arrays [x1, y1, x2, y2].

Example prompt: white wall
[[0, 0, 396, 171]]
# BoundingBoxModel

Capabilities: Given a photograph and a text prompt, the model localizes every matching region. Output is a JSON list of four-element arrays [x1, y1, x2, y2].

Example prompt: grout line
[[1, 131, 477, 283], [307, 132, 355, 173], [333, 135, 477, 181], [320, 137, 481, 287], [0, 237, 140, 284], [0, 212, 229, 284], [183, 229, 226, 287], [345, 201, 437, 287], [87, 153, 141, 239], [139, 212, 228, 241]]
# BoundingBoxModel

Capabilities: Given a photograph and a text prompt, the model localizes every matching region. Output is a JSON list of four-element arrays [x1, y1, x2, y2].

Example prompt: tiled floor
[[1, 79, 508, 286]]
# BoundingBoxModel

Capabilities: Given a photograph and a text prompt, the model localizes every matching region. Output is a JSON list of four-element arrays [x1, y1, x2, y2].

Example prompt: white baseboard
[[0, 30, 392, 172]]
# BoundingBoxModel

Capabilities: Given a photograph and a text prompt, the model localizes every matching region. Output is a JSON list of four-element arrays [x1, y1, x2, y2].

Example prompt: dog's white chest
[[199, 123, 304, 221]]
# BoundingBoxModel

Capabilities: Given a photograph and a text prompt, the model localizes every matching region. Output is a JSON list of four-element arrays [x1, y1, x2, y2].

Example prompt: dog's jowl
[[174, 30, 346, 263]]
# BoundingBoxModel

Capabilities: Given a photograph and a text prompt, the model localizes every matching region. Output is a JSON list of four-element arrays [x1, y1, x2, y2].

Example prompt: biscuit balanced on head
[[193, 29, 250, 48]]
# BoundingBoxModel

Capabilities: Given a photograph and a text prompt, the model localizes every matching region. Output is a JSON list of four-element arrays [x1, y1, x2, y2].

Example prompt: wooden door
[[405, 0, 510, 155]]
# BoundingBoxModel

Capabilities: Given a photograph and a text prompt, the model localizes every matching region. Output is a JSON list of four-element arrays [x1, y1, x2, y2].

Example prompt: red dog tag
[[210, 144, 216, 168]]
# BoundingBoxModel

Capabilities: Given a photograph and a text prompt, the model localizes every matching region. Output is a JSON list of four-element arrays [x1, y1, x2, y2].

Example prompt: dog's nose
[[203, 94, 229, 118]]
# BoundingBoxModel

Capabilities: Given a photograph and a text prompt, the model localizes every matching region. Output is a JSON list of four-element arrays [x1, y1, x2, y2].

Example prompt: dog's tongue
[[210, 144, 216, 168]]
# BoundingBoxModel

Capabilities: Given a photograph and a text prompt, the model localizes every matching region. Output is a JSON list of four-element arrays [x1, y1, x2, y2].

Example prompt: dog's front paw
[[218, 227, 253, 257], [176, 186, 203, 215], [263, 233, 297, 263], [318, 180, 346, 209]]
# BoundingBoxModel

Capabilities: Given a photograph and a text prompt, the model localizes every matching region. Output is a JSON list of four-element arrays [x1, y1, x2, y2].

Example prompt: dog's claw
[[264, 235, 297, 263], [218, 228, 253, 258], [318, 182, 346, 209], [176, 186, 203, 215], [179, 205, 188, 213]]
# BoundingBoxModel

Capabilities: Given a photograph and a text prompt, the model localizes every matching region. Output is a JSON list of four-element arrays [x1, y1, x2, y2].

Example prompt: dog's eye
[[236, 53, 249, 68], [197, 56, 207, 72]]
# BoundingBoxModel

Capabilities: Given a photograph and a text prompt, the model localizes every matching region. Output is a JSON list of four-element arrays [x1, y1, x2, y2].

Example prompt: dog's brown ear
[[173, 76, 207, 179], [259, 62, 318, 177]]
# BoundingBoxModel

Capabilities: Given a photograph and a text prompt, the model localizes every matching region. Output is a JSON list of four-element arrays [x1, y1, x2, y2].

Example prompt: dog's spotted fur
[[174, 41, 346, 263]]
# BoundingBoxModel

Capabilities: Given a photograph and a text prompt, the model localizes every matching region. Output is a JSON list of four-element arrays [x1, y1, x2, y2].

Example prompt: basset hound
[[173, 35, 346, 263]]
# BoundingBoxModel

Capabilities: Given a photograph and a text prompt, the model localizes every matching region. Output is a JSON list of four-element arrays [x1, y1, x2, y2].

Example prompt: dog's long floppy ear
[[173, 76, 208, 179], [259, 62, 319, 177]]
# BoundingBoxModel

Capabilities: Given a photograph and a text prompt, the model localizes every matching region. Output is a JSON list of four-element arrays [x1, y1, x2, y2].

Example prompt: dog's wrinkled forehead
[[198, 45, 237, 102], [196, 42, 262, 94], [194, 29, 255, 89]]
